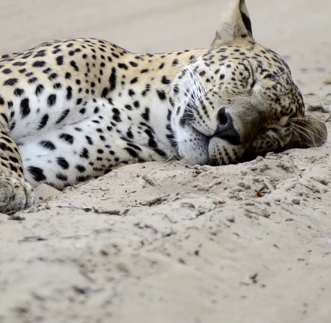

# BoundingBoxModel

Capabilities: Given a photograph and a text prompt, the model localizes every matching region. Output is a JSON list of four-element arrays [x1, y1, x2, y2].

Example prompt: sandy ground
[[0, 0, 331, 322]]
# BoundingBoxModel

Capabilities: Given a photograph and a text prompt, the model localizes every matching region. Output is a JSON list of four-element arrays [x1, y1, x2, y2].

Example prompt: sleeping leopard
[[0, 0, 327, 212]]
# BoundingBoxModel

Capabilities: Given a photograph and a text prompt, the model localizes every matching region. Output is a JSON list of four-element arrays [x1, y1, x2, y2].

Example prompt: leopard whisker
[[291, 123, 324, 147]]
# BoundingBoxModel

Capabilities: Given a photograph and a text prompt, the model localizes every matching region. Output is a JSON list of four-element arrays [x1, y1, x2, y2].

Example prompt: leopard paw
[[0, 176, 35, 213]]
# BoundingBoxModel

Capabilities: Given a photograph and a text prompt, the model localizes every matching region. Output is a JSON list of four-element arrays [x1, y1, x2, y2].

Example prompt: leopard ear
[[211, 0, 254, 49]]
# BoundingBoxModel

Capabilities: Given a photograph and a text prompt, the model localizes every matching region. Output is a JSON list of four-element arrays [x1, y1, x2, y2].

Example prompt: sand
[[0, 0, 331, 322]]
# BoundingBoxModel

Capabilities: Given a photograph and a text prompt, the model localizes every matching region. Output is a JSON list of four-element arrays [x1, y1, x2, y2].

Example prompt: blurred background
[[0, 0, 330, 94], [0, 0, 328, 52]]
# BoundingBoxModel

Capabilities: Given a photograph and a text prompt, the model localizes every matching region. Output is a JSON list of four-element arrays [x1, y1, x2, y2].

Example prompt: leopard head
[[171, 0, 327, 165]]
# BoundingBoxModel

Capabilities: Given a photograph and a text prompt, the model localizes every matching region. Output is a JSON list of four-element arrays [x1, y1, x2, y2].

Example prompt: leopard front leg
[[0, 131, 34, 213]]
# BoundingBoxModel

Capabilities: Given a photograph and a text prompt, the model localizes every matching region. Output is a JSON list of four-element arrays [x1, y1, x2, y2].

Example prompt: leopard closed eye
[[0, 0, 327, 212]]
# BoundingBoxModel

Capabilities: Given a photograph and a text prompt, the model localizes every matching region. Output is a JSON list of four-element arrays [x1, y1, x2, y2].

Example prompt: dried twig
[[139, 195, 169, 207], [8, 215, 25, 221], [19, 235, 47, 242], [57, 204, 122, 215], [142, 175, 155, 187]]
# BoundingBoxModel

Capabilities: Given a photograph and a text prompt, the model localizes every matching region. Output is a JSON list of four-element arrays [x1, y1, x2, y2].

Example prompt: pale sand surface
[[0, 1, 331, 322]]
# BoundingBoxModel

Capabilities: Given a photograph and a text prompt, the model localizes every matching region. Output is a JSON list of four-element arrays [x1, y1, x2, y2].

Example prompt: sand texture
[[0, 0, 331, 322]]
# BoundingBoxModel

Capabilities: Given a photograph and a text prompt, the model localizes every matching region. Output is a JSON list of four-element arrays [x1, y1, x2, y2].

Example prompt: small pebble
[[325, 77, 331, 85], [261, 209, 271, 218], [292, 198, 301, 205], [225, 214, 235, 223]]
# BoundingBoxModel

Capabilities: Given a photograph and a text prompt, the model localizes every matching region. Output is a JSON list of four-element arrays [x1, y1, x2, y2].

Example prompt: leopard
[[0, 0, 327, 213]]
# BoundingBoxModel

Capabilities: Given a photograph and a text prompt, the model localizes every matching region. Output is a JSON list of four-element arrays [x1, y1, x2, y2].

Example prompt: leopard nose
[[213, 107, 241, 145]]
